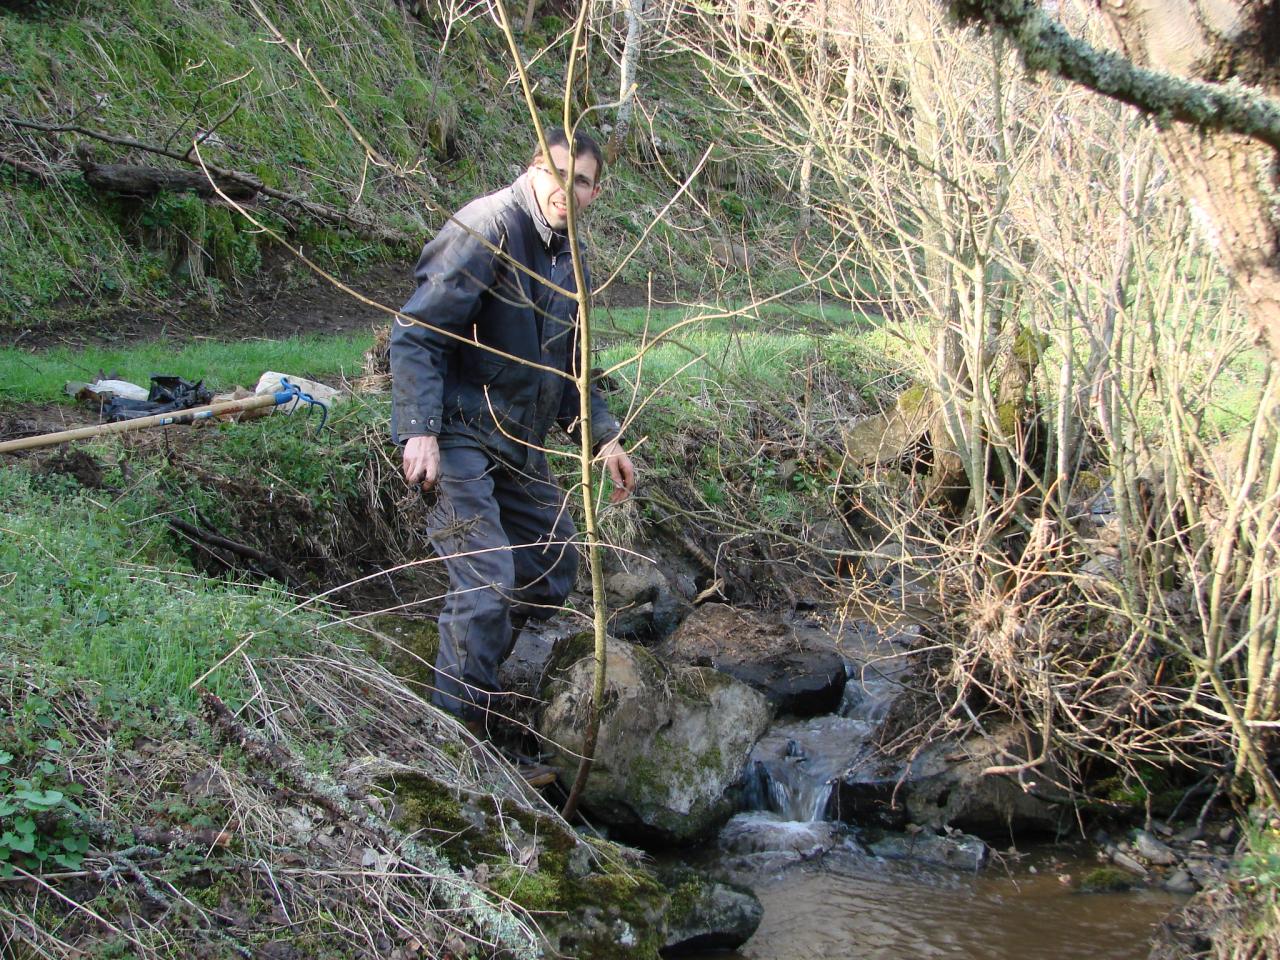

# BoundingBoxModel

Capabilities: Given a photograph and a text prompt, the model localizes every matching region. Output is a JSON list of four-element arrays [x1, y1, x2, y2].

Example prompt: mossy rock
[[375, 763, 672, 957], [540, 635, 771, 843], [658, 867, 762, 952], [841, 382, 935, 466], [1077, 866, 1136, 893]]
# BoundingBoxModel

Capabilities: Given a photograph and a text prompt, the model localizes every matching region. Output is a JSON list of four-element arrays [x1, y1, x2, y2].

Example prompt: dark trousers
[[426, 444, 578, 721]]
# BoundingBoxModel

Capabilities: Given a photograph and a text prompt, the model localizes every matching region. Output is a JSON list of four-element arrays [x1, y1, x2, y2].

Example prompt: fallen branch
[[3, 116, 416, 245], [76, 156, 260, 201], [0, 151, 59, 184]]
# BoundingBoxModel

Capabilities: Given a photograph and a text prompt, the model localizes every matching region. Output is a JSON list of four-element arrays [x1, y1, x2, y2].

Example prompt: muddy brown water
[[680, 846, 1182, 960]]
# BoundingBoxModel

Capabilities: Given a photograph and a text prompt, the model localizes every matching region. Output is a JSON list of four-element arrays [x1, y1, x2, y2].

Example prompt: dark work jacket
[[389, 173, 620, 468]]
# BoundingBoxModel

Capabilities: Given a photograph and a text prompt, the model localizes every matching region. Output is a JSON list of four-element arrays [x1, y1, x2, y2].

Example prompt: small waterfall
[[744, 715, 877, 822], [741, 619, 915, 824]]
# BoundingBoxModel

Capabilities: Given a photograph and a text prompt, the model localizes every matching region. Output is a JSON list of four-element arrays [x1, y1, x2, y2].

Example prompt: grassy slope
[[0, 453, 622, 958], [0, 0, 793, 329], [0, 309, 877, 953]]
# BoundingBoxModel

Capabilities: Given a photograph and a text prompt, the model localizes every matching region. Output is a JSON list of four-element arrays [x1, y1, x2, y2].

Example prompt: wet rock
[[1163, 869, 1199, 894], [497, 624, 555, 697], [607, 570, 659, 608], [659, 867, 763, 953], [1135, 830, 1179, 866], [828, 776, 909, 829], [1111, 849, 1150, 877], [867, 829, 989, 871], [1185, 855, 1228, 887], [657, 604, 847, 716], [674, 573, 698, 599], [830, 726, 1070, 837], [718, 811, 841, 858], [602, 560, 686, 642], [539, 634, 771, 843]]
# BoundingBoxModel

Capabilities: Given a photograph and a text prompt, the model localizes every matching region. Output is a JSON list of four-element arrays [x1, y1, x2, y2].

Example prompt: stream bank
[[0, 336, 1255, 958]]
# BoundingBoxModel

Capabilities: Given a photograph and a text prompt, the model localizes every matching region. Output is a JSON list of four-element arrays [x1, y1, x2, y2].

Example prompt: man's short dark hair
[[530, 126, 605, 184]]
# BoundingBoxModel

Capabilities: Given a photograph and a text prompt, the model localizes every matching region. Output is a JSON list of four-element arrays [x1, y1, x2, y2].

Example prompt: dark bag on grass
[[104, 376, 213, 422]]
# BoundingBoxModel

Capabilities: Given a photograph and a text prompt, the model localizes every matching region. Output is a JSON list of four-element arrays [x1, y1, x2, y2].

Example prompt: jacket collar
[[514, 172, 567, 253]]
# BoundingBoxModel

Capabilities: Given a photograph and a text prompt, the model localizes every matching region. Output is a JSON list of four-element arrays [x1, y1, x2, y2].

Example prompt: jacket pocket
[[464, 348, 507, 385]]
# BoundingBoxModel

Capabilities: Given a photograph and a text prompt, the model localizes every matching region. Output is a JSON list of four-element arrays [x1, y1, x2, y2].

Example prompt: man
[[390, 127, 635, 783]]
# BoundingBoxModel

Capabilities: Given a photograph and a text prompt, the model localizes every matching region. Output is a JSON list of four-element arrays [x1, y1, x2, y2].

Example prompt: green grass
[[0, 332, 373, 405], [1232, 824, 1280, 947], [595, 299, 866, 339], [0, 0, 799, 329], [595, 309, 914, 426], [0, 463, 309, 707]]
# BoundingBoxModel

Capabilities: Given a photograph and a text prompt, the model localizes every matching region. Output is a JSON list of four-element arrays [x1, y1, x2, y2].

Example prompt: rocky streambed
[[469, 593, 1234, 957]]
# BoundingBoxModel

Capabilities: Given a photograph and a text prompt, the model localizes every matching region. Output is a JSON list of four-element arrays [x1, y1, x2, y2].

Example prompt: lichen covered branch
[[946, 0, 1280, 150]]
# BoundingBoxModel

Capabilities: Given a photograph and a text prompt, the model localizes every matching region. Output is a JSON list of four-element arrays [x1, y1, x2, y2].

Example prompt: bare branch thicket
[[668, 0, 1280, 806]]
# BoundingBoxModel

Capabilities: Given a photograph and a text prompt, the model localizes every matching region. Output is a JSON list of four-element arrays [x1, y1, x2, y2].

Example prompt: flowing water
[[681, 845, 1182, 959], [684, 616, 1184, 960]]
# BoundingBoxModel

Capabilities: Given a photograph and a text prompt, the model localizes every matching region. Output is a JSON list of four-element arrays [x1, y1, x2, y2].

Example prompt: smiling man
[[389, 127, 635, 786]]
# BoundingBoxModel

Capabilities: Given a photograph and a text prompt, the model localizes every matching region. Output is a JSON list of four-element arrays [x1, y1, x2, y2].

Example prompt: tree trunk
[[609, 0, 648, 163], [78, 162, 260, 201], [1103, 1, 1280, 362]]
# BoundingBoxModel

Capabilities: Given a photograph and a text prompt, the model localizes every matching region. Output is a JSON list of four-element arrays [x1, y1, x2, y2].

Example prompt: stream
[[677, 845, 1182, 959], [489, 599, 1193, 958], [673, 616, 1185, 959]]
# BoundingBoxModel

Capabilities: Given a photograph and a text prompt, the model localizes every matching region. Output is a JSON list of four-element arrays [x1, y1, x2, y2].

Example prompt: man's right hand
[[403, 434, 441, 490]]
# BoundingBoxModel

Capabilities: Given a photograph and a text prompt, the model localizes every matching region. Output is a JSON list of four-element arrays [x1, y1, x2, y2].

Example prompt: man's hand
[[403, 434, 441, 490], [598, 438, 636, 503]]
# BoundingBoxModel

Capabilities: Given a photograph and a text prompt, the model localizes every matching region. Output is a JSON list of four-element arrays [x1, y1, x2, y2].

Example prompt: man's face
[[529, 142, 601, 231]]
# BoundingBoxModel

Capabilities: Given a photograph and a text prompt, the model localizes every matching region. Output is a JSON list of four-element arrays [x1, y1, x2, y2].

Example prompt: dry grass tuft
[[0, 630, 568, 959]]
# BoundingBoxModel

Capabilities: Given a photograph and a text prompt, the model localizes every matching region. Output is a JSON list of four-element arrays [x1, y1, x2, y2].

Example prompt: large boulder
[[656, 604, 847, 716], [539, 634, 772, 843], [830, 725, 1070, 838]]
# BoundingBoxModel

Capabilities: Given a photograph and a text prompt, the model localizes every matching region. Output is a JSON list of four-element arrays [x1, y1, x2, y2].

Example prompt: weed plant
[[0, 690, 90, 878], [0, 463, 316, 706]]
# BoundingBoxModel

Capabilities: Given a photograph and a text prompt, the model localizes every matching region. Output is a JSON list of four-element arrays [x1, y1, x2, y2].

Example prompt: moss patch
[[1077, 866, 1136, 892], [364, 615, 440, 689], [382, 768, 671, 957]]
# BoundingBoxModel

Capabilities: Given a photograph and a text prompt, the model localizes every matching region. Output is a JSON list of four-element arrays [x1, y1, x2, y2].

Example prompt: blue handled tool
[[0, 378, 329, 454]]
